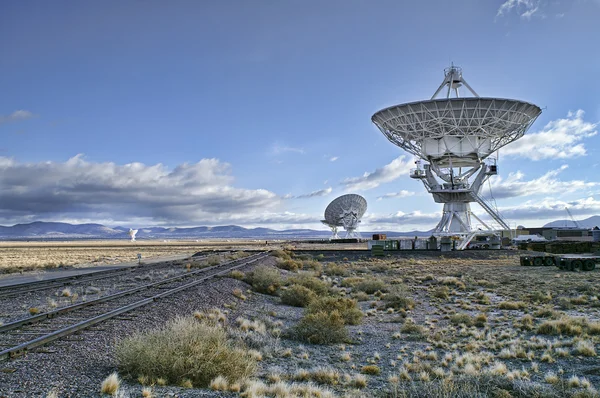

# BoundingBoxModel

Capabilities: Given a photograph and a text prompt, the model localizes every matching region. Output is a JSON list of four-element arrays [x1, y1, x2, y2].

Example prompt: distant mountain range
[[2, 216, 598, 240], [0, 221, 430, 240], [543, 215, 600, 229]]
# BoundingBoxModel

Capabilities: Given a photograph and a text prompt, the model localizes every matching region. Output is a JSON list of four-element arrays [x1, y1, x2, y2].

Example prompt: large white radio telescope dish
[[322, 194, 367, 239], [129, 228, 138, 242], [372, 65, 541, 249]]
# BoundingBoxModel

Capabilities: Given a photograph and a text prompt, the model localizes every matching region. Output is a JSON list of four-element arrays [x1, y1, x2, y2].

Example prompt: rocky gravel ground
[[0, 254, 228, 324], [0, 255, 275, 398], [1, 249, 599, 398]]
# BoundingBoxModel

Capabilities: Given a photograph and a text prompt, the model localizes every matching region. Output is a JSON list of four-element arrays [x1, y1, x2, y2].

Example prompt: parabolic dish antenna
[[322, 194, 367, 239], [372, 65, 541, 249], [129, 228, 138, 242]]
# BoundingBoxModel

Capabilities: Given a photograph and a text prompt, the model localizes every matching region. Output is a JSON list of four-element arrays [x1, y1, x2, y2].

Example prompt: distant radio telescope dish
[[322, 194, 367, 239], [372, 65, 541, 250], [129, 228, 138, 242]]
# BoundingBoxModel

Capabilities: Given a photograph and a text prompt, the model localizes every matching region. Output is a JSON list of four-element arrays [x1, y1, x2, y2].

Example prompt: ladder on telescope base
[[469, 192, 510, 231]]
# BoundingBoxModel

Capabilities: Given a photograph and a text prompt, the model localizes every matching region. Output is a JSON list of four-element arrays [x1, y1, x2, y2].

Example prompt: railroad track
[[0, 251, 225, 298], [0, 251, 269, 360]]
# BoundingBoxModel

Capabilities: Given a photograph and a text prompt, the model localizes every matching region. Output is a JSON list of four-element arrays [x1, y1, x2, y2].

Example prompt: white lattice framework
[[371, 66, 541, 249], [323, 194, 367, 239], [372, 98, 540, 167]]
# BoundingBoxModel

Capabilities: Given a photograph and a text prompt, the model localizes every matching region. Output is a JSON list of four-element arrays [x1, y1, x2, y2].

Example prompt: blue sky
[[1, 0, 599, 230]]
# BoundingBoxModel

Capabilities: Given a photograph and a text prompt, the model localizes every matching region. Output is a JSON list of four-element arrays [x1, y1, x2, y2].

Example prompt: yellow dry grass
[[0, 240, 267, 273]]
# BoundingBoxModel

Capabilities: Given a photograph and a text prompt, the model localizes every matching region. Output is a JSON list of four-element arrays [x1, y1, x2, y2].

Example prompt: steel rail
[[0, 252, 219, 298], [0, 252, 258, 333], [0, 251, 268, 360]]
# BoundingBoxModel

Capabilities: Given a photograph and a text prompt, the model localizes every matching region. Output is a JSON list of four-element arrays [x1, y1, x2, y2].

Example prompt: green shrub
[[271, 250, 292, 260], [280, 285, 317, 307], [116, 317, 256, 387], [498, 301, 526, 310], [401, 319, 425, 336], [341, 277, 363, 288], [291, 310, 348, 344], [450, 313, 472, 326], [354, 278, 387, 294], [229, 270, 245, 280], [276, 258, 303, 272], [537, 317, 587, 336], [246, 266, 282, 295], [288, 274, 329, 296], [302, 260, 322, 272], [352, 291, 370, 302], [383, 285, 414, 310], [307, 297, 363, 325], [324, 263, 348, 277], [473, 313, 487, 328]]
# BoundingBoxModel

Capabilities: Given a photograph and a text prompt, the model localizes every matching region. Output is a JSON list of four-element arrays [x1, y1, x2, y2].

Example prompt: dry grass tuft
[[100, 372, 120, 395], [116, 316, 256, 387], [537, 316, 587, 336], [29, 307, 41, 315], [361, 365, 381, 375], [498, 301, 526, 310], [210, 376, 229, 391], [573, 340, 596, 357]]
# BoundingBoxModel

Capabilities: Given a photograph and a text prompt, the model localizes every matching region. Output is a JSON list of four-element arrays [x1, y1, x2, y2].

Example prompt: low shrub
[[473, 313, 487, 327], [229, 270, 245, 280], [324, 263, 348, 277], [291, 310, 348, 344], [288, 274, 329, 296], [401, 318, 426, 336], [302, 260, 322, 272], [450, 313, 472, 326], [354, 278, 387, 294], [245, 266, 282, 295], [361, 365, 381, 375], [433, 286, 450, 299], [383, 285, 415, 310], [341, 277, 363, 288], [307, 297, 363, 325], [116, 317, 256, 387], [276, 258, 303, 272], [271, 250, 292, 260], [537, 316, 586, 336], [281, 285, 317, 307], [498, 301, 526, 310]]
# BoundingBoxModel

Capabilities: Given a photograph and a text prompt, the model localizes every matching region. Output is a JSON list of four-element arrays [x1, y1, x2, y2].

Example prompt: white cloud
[[486, 165, 599, 199], [0, 110, 36, 125], [497, 0, 541, 19], [363, 210, 440, 231], [377, 190, 416, 201], [271, 144, 305, 155], [0, 155, 284, 226], [286, 187, 332, 199], [329, 156, 339, 162], [342, 156, 413, 191], [502, 110, 598, 160], [498, 196, 600, 226]]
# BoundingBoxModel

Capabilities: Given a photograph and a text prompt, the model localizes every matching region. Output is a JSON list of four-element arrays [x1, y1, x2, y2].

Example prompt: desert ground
[[0, 240, 271, 275], [1, 246, 599, 397]]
